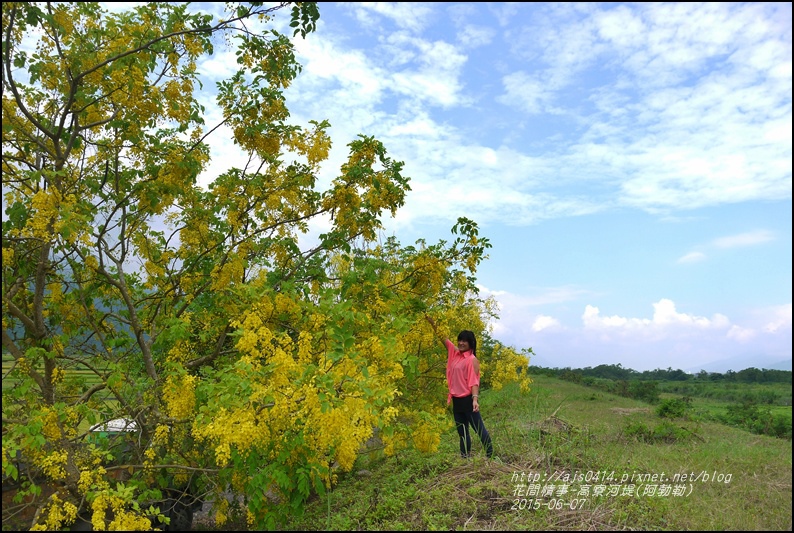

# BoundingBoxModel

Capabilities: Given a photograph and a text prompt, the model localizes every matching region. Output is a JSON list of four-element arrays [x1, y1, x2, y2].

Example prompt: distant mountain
[[770, 359, 793, 370], [686, 356, 792, 374]]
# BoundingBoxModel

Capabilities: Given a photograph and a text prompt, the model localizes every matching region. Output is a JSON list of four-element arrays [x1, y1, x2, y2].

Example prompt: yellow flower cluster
[[163, 374, 197, 419], [51, 366, 66, 385], [90, 493, 152, 531], [193, 408, 271, 466], [30, 494, 78, 531], [284, 126, 332, 168], [85, 254, 99, 271], [153, 424, 171, 445], [16, 356, 31, 373], [179, 223, 210, 250], [296, 331, 314, 365], [78, 466, 109, 493], [39, 450, 68, 481], [230, 471, 249, 493], [28, 189, 60, 240], [211, 255, 245, 290], [485, 345, 533, 394], [214, 442, 232, 466], [382, 431, 408, 457], [143, 259, 165, 283], [174, 470, 189, 486], [41, 407, 63, 441], [274, 292, 300, 317], [214, 497, 229, 526], [323, 400, 376, 471], [167, 340, 192, 363], [1, 246, 13, 266], [412, 423, 442, 453]]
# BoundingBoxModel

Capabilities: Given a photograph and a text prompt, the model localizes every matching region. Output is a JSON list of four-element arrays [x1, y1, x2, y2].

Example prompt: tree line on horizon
[[528, 363, 791, 384]]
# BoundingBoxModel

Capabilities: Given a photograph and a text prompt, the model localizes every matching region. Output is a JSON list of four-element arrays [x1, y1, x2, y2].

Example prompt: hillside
[[196, 375, 792, 531]]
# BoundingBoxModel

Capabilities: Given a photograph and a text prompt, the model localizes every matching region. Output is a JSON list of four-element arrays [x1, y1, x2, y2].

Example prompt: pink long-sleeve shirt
[[444, 339, 480, 404]]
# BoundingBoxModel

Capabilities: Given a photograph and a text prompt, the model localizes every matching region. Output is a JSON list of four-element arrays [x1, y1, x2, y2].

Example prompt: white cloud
[[474, 292, 788, 373], [477, 285, 589, 345], [457, 24, 495, 49], [727, 325, 756, 342], [763, 304, 793, 333], [675, 229, 776, 266], [480, 285, 591, 307], [653, 299, 730, 328], [593, 5, 645, 49], [499, 72, 555, 115], [477, 285, 507, 297], [385, 35, 469, 108], [532, 315, 561, 332], [677, 251, 706, 264], [583, 305, 648, 329], [347, 2, 435, 34], [583, 299, 730, 332], [489, 3, 522, 28], [292, 36, 386, 105], [386, 112, 444, 138], [713, 230, 775, 248]]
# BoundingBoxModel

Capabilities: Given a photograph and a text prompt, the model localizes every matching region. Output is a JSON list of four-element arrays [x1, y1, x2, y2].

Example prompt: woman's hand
[[473, 397, 480, 412], [425, 314, 447, 348]]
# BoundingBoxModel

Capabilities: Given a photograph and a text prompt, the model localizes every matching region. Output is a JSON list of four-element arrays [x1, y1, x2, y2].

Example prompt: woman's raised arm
[[424, 314, 449, 349]]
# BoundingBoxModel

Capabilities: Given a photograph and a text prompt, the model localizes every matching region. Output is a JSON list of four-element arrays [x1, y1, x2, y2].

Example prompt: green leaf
[[13, 52, 27, 68]]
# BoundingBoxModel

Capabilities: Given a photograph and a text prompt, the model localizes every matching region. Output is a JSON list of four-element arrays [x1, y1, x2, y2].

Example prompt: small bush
[[622, 419, 697, 444], [629, 381, 660, 403], [656, 397, 691, 419], [651, 421, 690, 443], [623, 421, 652, 442], [559, 370, 583, 384], [721, 401, 792, 439]]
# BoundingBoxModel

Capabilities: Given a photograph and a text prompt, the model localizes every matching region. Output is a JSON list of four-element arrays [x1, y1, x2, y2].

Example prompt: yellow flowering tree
[[2, 2, 531, 530]]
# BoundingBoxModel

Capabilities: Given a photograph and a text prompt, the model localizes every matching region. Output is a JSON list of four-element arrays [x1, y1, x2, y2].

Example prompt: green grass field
[[659, 390, 793, 418], [657, 379, 792, 406], [272, 375, 792, 531]]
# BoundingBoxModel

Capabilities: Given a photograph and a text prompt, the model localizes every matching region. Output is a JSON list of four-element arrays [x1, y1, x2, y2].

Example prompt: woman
[[425, 316, 493, 459]]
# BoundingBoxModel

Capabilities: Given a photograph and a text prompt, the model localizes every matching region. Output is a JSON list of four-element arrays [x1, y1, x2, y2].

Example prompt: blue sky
[[133, 2, 793, 372]]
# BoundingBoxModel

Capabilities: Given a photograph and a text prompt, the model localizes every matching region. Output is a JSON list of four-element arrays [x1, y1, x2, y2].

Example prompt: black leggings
[[452, 395, 493, 458]]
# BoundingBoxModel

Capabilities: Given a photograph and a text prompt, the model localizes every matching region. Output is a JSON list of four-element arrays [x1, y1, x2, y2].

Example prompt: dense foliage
[[1, 2, 531, 530]]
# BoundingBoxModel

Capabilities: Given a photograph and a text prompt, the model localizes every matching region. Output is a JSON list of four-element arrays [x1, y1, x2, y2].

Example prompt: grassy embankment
[[275, 374, 792, 531]]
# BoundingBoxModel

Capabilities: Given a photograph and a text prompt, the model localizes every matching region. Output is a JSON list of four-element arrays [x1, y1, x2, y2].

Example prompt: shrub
[[656, 397, 692, 419], [721, 401, 792, 439], [623, 421, 652, 442], [622, 419, 698, 444], [628, 381, 660, 403]]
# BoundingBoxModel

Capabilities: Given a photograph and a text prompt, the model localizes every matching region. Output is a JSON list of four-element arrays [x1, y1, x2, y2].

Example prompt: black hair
[[456, 330, 477, 355]]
